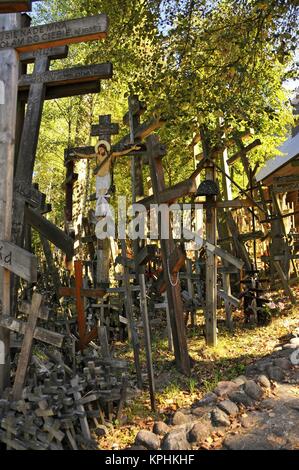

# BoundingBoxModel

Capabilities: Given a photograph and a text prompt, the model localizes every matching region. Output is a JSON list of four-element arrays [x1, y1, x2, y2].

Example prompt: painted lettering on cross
[[0, 14, 108, 52], [0, 240, 37, 283]]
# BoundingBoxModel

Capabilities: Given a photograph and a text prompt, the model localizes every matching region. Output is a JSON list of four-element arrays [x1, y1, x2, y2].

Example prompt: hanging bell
[[196, 180, 219, 197]]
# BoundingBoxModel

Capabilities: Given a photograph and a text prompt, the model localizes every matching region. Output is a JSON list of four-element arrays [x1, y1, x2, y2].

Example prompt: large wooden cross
[[147, 135, 191, 376], [59, 260, 106, 350], [0, 10, 109, 390]]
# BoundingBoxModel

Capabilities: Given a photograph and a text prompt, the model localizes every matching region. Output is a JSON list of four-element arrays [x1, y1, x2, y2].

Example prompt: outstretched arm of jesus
[[69, 151, 97, 159]]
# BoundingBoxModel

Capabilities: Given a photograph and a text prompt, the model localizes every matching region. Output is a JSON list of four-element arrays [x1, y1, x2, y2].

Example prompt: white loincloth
[[95, 173, 112, 217]]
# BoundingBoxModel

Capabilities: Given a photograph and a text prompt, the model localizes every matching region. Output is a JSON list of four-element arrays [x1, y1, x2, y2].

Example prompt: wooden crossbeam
[[19, 81, 101, 102], [19, 63, 112, 89], [0, 0, 35, 12], [24, 206, 74, 260], [20, 45, 69, 63], [58, 261, 105, 350], [114, 117, 165, 153], [0, 14, 109, 52], [90, 114, 119, 139], [0, 317, 64, 348], [227, 139, 261, 165]]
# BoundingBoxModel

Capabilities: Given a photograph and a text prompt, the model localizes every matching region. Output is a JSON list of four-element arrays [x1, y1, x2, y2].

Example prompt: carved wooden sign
[[19, 62, 113, 88], [272, 175, 299, 193], [0, 14, 108, 52], [0, 240, 37, 282]]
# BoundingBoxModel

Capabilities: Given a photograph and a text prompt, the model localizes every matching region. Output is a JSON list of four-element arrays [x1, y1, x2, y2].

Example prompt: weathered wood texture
[[12, 293, 42, 400], [0, 14, 109, 51], [0, 13, 21, 391], [20, 45, 69, 63], [0, 240, 37, 282], [25, 206, 74, 260], [147, 135, 190, 376], [0, 1, 34, 13], [19, 62, 112, 89], [19, 81, 101, 102]]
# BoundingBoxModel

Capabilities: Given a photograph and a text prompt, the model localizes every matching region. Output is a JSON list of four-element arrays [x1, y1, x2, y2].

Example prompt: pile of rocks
[[131, 339, 299, 450]]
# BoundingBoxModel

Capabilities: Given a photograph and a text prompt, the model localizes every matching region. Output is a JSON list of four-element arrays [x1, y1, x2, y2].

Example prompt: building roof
[[256, 130, 299, 183]]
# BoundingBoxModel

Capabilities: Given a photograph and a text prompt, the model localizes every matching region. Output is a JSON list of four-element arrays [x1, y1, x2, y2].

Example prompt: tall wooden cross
[[0, 10, 109, 390], [146, 135, 191, 376]]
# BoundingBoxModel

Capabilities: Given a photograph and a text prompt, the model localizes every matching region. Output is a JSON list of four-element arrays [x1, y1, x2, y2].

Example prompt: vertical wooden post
[[220, 146, 233, 330], [200, 128, 217, 346], [147, 135, 190, 375], [12, 293, 42, 400], [120, 239, 143, 388], [74, 260, 87, 351], [0, 13, 20, 391], [205, 164, 218, 346]]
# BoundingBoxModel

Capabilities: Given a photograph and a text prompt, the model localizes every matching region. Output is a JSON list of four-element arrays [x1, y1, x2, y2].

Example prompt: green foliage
[[32, 0, 298, 224]]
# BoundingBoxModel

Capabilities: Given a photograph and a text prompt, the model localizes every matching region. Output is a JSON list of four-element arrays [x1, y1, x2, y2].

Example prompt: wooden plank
[[12, 293, 42, 400], [0, 1, 33, 13], [218, 289, 240, 308], [139, 178, 197, 209], [14, 181, 45, 209], [139, 273, 156, 411], [74, 261, 86, 351], [123, 95, 146, 125], [0, 239, 37, 282], [19, 80, 101, 101], [59, 287, 106, 298], [20, 45, 69, 63], [18, 300, 49, 320], [0, 14, 109, 52], [135, 244, 157, 266], [184, 228, 244, 270], [25, 206, 74, 260], [19, 63, 112, 88], [0, 14, 21, 392], [114, 117, 165, 152], [227, 139, 261, 165], [0, 317, 64, 348]]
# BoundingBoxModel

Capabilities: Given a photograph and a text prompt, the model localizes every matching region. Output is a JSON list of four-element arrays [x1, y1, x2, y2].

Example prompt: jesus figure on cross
[[72, 140, 113, 219]]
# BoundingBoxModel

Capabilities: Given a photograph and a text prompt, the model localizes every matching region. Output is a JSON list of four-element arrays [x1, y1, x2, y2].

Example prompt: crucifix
[[0, 9, 109, 390], [67, 114, 119, 287]]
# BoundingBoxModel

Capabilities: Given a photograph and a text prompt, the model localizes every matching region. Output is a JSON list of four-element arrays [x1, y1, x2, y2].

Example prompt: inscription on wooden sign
[[272, 175, 299, 193], [0, 240, 37, 283], [19, 62, 113, 88], [0, 14, 108, 52]]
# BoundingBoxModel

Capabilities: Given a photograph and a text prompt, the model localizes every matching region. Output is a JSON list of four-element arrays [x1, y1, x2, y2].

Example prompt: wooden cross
[[91, 114, 119, 140], [0, 14, 108, 52], [147, 135, 190, 376], [0, 10, 108, 389], [59, 260, 106, 350], [13, 51, 112, 251]]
